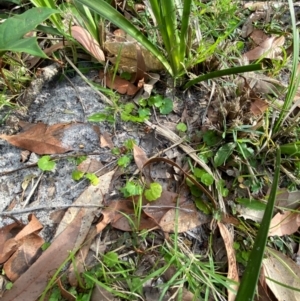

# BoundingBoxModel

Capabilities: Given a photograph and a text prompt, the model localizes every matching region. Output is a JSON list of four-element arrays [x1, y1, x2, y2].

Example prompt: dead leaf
[[71, 26, 105, 63], [250, 98, 269, 116], [143, 191, 186, 225], [91, 284, 116, 301], [77, 158, 103, 174], [263, 249, 300, 301], [0, 222, 23, 264], [237, 206, 264, 223], [250, 30, 269, 45], [274, 189, 300, 209], [2, 210, 84, 301], [56, 170, 115, 286], [99, 71, 141, 95], [243, 36, 285, 60], [105, 41, 164, 73], [268, 211, 300, 236], [218, 222, 239, 301], [20, 150, 30, 163], [100, 132, 114, 149], [4, 233, 44, 282], [159, 201, 209, 233], [112, 199, 159, 231], [57, 278, 76, 301], [55, 170, 115, 239], [1, 215, 44, 281], [133, 144, 148, 171], [0, 122, 73, 154]]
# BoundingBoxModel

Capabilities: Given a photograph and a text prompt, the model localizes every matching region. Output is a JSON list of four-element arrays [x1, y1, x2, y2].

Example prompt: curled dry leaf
[[1, 214, 44, 282], [71, 26, 105, 63], [2, 210, 85, 301]]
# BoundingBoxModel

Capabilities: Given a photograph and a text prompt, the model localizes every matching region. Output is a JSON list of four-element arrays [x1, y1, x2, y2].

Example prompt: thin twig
[[0, 204, 104, 216], [22, 172, 44, 208], [62, 54, 113, 106]]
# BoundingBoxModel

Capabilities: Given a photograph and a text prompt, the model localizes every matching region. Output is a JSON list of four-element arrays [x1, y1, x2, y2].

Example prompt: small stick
[[22, 172, 44, 208]]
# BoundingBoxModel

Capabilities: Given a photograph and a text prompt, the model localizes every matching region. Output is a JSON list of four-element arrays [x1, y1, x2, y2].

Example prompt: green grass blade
[[179, 0, 192, 61], [161, 1, 180, 72], [74, 0, 173, 75], [30, 0, 63, 30], [280, 141, 300, 156], [148, 0, 179, 75], [72, 2, 98, 41], [273, 0, 300, 133], [235, 148, 281, 301], [183, 64, 263, 89]]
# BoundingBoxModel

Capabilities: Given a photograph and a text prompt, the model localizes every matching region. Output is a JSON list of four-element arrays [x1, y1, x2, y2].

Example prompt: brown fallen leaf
[[77, 157, 103, 174], [2, 210, 85, 301], [110, 199, 159, 231], [71, 26, 105, 63], [263, 249, 300, 301], [159, 201, 209, 233], [2, 215, 44, 282], [57, 170, 115, 287], [250, 98, 269, 116], [57, 278, 76, 301], [4, 233, 44, 282], [105, 41, 164, 73], [274, 188, 300, 209], [244, 36, 285, 60], [0, 122, 73, 154], [0, 222, 23, 264], [133, 144, 149, 171], [100, 132, 114, 149], [250, 29, 269, 46], [268, 211, 300, 236], [99, 70, 142, 95], [218, 222, 239, 301]]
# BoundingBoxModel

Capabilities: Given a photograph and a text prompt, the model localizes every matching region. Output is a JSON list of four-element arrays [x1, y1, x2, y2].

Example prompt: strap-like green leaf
[[235, 148, 281, 301]]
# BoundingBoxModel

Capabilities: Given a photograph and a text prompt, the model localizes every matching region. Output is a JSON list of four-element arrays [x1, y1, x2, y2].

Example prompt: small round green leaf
[[144, 182, 162, 201], [37, 155, 56, 171], [176, 122, 187, 132], [85, 173, 99, 185], [72, 170, 85, 181]]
